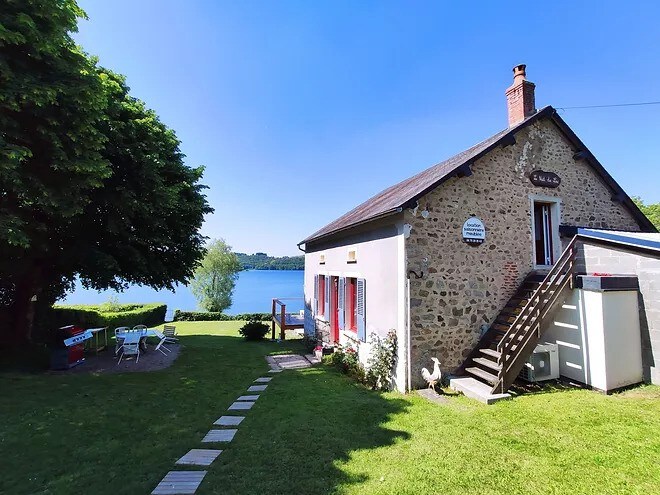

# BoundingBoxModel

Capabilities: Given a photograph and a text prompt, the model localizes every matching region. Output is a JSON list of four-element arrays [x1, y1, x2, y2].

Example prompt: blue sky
[[76, 1, 660, 256]]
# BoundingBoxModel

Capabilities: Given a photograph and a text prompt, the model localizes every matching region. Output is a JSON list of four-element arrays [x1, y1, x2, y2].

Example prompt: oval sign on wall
[[462, 217, 486, 246], [529, 170, 561, 188]]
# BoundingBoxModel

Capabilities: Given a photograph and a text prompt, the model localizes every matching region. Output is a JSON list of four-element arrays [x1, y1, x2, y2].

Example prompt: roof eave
[[298, 207, 403, 247], [547, 109, 658, 233]]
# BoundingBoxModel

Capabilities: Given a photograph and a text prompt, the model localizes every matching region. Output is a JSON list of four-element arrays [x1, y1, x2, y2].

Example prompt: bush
[[46, 303, 167, 331], [238, 320, 270, 341], [365, 330, 397, 390], [330, 345, 366, 381], [174, 310, 270, 322]]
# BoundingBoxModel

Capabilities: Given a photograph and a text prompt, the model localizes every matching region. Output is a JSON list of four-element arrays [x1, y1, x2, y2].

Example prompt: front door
[[533, 202, 554, 266], [330, 276, 340, 342]]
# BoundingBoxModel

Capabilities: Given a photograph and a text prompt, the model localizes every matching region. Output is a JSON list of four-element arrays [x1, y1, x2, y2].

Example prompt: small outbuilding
[[298, 65, 658, 398]]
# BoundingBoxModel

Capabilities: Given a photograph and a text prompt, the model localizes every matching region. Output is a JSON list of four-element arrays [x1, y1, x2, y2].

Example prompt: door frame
[[329, 275, 340, 343], [529, 194, 561, 270]]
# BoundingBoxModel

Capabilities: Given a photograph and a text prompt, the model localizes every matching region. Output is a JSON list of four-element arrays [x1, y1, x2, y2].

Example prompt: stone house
[[298, 65, 656, 395]]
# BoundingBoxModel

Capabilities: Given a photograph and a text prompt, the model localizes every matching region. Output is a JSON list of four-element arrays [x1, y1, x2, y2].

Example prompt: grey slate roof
[[299, 106, 655, 246]]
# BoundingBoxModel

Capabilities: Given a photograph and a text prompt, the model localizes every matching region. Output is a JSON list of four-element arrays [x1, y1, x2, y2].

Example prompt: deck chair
[[163, 325, 178, 344], [153, 330, 171, 355], [117, 342, 140, 364], [114, 326, 130, 355]]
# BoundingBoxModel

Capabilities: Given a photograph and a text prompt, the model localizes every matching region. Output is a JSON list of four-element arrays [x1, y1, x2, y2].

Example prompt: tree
[[0, 1, 212, 343], [191, 239, 242, 312], [632, 197, 660, 230]]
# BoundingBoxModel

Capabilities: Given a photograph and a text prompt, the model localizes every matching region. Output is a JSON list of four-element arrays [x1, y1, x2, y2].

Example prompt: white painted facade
[[303, 217, 411, 392], [542, 288, 643, 391]]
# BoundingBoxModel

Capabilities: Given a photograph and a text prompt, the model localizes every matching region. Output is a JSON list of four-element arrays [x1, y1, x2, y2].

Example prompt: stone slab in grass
[[152, 471, 207, 495], [254, 377, 272, 383], [271, 354, 311, 369], [248, 385, 267, 392], [202, 429, 237, 443], [237, 394, 260, 401], [416, 388, 453, 405], [268, 369, 282, 373], [228, 401, 254, 410], [214, 415, 245, 426], [176, 449, 222, 467]]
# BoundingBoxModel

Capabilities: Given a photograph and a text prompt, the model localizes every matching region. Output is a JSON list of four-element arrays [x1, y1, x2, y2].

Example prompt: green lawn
[[1, 321, 659, 495]]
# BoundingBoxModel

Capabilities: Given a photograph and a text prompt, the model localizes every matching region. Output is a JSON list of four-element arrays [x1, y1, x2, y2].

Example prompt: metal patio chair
[[114, 326, 130, 355], [117, 341, 140, 364]]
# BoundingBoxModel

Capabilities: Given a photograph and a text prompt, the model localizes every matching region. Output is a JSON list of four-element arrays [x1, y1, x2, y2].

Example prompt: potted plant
[[314, 345, 323, 360]]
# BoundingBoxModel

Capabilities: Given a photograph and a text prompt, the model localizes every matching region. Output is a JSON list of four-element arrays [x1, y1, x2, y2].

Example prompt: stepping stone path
[[228, 401, 254, 410], [151, 359, 305, 493], [237, 394, 260, 401], [202, 429, 237, 443], [152, 471, 207, 495], [176, 449, 222, 467], [214, 415, 244, 426], [269, 354, 312, 369]]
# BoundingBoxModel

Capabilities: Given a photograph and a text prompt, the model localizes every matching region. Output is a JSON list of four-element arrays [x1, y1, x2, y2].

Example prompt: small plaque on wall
[[462, 217, 485, 246], [529, 170, 560, 188]]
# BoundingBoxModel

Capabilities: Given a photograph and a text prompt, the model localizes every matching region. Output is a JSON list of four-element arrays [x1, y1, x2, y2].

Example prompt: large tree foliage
[[0, 1, 212, 343], [191, 239, 242, 312], [632, 197, 660, 230]]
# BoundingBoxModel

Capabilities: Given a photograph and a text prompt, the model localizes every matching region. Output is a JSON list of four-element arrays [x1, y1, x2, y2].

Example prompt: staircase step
[[450, 377, 511, 404], [473, 357, 501, 372], [496, 315, 516, 325], [492, 323, 510, 332], [479, 348, 501, 359], [466, 366, 498, 385]]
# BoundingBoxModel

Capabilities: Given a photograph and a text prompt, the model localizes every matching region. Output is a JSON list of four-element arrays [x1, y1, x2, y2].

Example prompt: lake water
[[59, 270, 305, 315]]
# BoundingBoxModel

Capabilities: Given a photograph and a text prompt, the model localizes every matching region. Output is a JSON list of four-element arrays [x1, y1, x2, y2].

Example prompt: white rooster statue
[[421, 357, 442, 391]]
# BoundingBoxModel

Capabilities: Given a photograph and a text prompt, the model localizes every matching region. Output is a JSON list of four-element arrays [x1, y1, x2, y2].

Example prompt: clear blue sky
[[76, 0, 660, 256]]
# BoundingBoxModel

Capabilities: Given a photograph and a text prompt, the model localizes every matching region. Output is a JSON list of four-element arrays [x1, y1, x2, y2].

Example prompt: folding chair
[[163, 325, 178, 344]]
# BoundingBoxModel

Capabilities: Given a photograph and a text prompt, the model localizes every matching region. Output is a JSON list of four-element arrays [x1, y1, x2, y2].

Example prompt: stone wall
[[405, 118, 642, 387], [579, 242, 660, 385]]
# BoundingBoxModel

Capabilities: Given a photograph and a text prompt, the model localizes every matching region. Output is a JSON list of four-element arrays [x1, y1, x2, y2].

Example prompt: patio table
[[116, 329, 160, 354], [86, 327, 108, 354]]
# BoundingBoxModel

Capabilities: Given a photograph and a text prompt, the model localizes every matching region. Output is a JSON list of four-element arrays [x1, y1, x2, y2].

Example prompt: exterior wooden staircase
[[462, 237, 578, 394]]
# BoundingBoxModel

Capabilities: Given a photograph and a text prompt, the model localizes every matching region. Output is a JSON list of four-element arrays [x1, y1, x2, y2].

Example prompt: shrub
[[330, 345, 366, 381], [301, 333, 320, 352], [46, 303, 167, 331], [173, 310, 270, 322], [238, 320, 270, 341], [365, 330, 397, 390]]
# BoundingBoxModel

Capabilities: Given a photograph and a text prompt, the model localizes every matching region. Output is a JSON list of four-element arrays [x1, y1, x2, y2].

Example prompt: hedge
[[47, 303, 167, 330], [174, 310, 270, 322]]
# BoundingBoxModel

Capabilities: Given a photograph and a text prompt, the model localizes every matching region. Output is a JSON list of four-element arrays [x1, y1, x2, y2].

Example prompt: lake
[[58, 270, 305, 315]]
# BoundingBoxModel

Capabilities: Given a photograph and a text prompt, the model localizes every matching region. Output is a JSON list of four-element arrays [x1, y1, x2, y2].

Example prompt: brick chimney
[[506, 64, 536, 126]]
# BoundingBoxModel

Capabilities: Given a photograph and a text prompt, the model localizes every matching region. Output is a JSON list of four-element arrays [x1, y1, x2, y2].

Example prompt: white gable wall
[[303, 216, 409, 391]]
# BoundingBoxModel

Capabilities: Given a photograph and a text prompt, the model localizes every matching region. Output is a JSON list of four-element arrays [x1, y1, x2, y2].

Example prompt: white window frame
[[529, 194, 562, 270]]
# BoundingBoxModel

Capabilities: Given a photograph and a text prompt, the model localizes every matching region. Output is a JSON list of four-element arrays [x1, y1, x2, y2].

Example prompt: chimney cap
[[513, 64, 527, 77]]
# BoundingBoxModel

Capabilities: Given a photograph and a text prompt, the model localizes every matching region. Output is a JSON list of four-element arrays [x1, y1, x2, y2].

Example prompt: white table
[[116, 329, 160, 352]]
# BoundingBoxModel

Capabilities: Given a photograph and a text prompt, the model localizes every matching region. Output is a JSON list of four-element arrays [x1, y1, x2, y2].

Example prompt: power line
[[556, 101, 660, 111]]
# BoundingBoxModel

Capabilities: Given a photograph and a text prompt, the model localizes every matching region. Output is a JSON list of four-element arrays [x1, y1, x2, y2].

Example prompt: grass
[[1, 321, 659, 494]]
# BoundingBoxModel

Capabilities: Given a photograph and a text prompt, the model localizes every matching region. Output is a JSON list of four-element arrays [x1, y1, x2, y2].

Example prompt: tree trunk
[[9, 270, 42, 346]]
